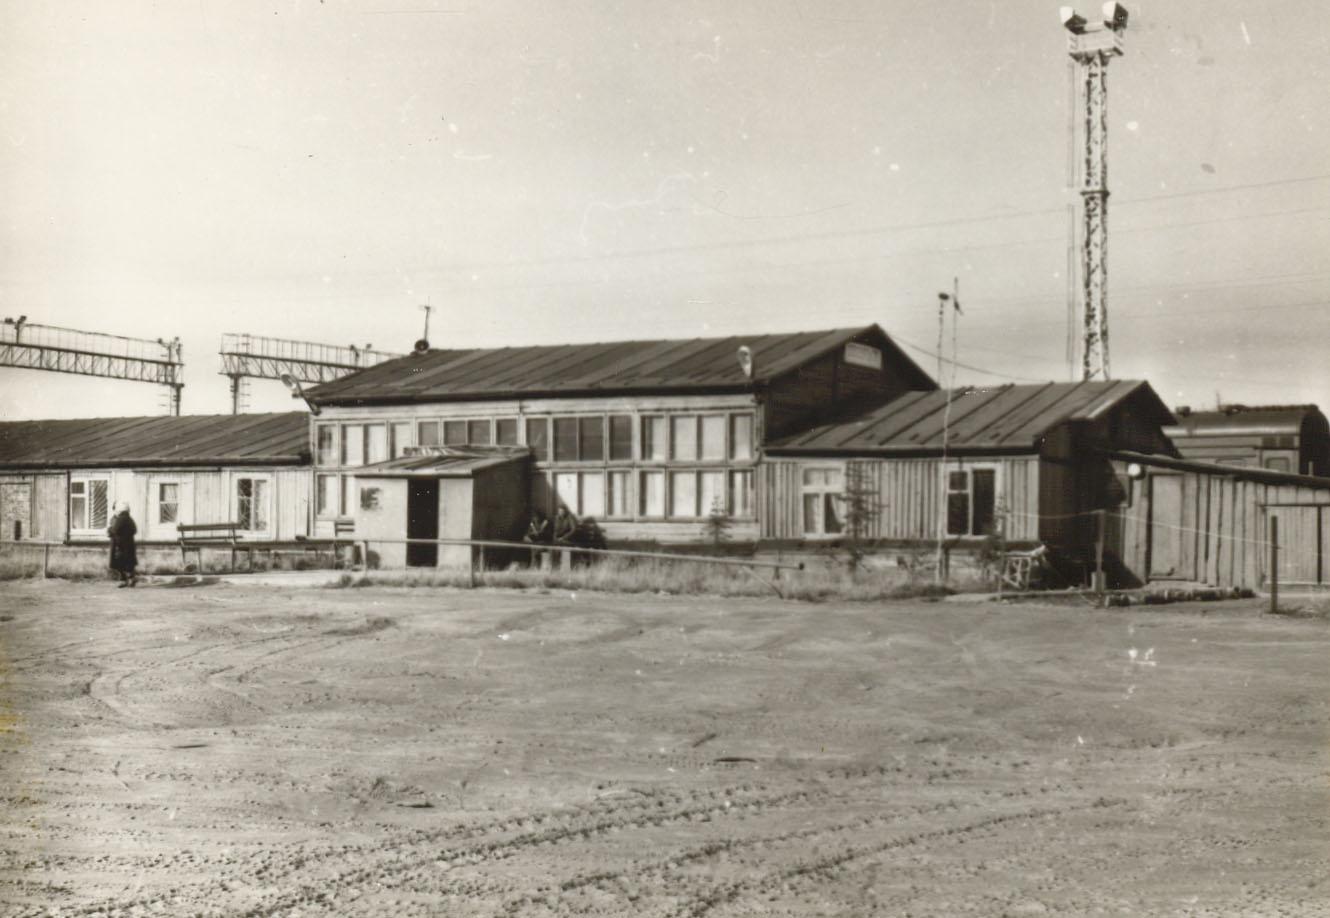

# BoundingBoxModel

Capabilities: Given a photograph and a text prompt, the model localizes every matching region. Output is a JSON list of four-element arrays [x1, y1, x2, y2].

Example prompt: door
[[406, 478, 439, 567], [1147, 474, 1185, 579]]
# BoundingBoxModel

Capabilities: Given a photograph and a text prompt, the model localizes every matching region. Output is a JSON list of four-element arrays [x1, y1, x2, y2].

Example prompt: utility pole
[[1062, 3, 1128, 381]]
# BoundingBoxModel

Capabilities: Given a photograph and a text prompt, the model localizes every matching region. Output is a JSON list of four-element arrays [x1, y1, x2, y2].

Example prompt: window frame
[[234, 474, 273, 534], [943, 463, 1000, 538], [801, 466, 845, 537], [69, 476, 111, 534]]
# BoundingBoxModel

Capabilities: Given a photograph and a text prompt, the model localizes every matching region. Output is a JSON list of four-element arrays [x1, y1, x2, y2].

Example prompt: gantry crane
[[1062, 3, 1128, 380], [219, 333, 402, 413], [0, 316, 184, 414]]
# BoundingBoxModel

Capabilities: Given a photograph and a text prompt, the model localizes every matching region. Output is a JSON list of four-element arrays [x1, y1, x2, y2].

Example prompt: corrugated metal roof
[[303, 325, 934, 404], [355, 446, 530, 477], [0, 413, 309, 468], [1164, 405, 1323, 439], [767, 380, 1172, 454]]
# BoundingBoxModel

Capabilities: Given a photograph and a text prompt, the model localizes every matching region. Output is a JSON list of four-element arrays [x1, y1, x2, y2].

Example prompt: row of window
[[68, 477, 269, 533], [798, 466, 998, 537], [317, 413, 755, 468]]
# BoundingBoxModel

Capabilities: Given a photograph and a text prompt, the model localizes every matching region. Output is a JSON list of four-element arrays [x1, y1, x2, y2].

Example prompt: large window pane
[[159, 483, 179, 524], [609, 415, 633, 461], [468, 420, 491, 445], [730, 415, 754, 460], [526, 418, 549, 461], [554, 472, 578, 513], [317, 474, 336, 516], [70, 481, 86, 530], [971, 469, 996, 536], [639, 471, 664, 516], [553, 417, 579, 462], [578, 416, 605, 461], [670, 471, 697, 518], [699, 416, 726, 461], [607, 471, 631, 517], [641, 416, 666, 461], [823, 494, 843, 534], [366, 425, 388, 464], [729, 470, 754, 517], [444, 420, 467, 446], [341, 425, 364, 466], [699, 471, 725, 516], [580, 472, 605, 518], [237, 478, 254, 530], [495, 418, 518, 445], [316, 425, 337, 465], [671, 416, 697, 461], [391, 423, 412, 458], [417, 421, 440, 448], [946, 491, 969, 536], [252, 480, 269, 531], [802, 493, 820, 534], [340, 476, 354, 517], [89, 481, 108, 528]]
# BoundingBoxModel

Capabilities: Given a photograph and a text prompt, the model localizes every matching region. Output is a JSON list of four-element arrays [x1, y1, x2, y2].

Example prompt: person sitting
[[523, 509, 552, 544], [553, 506, 577, 544]]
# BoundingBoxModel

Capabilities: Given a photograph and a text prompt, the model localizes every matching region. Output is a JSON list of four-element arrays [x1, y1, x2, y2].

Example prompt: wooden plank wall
[[1120, 470, 1330, 590], [760, 456, 1039, 542]]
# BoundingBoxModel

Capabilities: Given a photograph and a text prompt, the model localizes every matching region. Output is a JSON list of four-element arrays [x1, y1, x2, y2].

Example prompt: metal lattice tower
[[1062, 3, 1128, 381], [0, 317, 184, 414], [219, 334, 402, 414]]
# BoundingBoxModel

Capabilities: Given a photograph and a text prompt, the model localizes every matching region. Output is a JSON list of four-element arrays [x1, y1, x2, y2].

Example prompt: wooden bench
[[178, 522, 248, 572]]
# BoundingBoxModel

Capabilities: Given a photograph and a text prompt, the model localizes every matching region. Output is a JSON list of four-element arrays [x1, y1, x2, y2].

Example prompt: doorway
[[406, 478, 439, 567], [1147, 473, 1186, 579]]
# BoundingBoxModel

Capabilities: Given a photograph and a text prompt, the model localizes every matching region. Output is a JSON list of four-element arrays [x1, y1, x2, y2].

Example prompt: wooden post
[[42, 543, 51, 579], [1270, 515, 1278, 614], [361, 540, 370, 571], [467, 547, 476, 588], [1093, 508, 1107, 592]]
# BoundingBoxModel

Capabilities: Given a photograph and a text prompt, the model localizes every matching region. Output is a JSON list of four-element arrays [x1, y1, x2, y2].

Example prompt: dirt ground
[[1, 579, 1327, 917]]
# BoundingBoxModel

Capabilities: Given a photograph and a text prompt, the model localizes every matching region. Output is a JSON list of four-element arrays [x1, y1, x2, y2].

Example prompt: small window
[[495, 418, 519, 445], [699, 415, 726, 461], [552, 417, 578, 462], [417, 421, 440, 448], [526, 418, 550, 461], [69, 479, 109, 531], [316, 474, 337, 517], [316, 425, 337, 466], [390, 422, 412, 458], [366, 425, 388, 464], [1263, 456, 1291, 473], [945, 467, 997, 537], [609, 415, 633, 461], [468, 419, 492, 445], [802, 467, 844, 535], [639, 470, 664, 517], [729, 469, 754, 518], [443, 420, 467, 446], [671, 415, 697, 461], [236, 477, 269, 531], [579, 416, 605, 461], [341, 424, 364, 467], [607, 471, 631, 518], [670, 470, 697, 518], [158, 483, 179, 524], [730, 415, 754, 461], [641, 416, 666, 461]]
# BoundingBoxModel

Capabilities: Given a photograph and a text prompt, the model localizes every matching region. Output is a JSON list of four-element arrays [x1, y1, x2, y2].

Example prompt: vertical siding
[[761, 456, 1039, 542], [34, 473, 66, 540], [1121, 469, 1330, 591]]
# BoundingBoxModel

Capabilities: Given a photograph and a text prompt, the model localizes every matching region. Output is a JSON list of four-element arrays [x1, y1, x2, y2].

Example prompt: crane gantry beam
[[1062, 3, 1128, 381], [219, 333, 402, 414], [1, 317, 184, 414]]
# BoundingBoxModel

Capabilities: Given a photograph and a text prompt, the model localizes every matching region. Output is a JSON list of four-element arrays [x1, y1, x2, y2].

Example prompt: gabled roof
[[767, 380, 1174, 454], [355, 445, 530, 478], [0, 413, 309, 469], [303, 325, 933, 405]]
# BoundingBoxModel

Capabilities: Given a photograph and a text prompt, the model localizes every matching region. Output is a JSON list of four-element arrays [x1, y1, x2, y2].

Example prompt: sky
[[2, 0, 1327, 419]]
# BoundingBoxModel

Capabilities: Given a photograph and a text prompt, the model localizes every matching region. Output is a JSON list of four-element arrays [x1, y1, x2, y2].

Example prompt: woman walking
[[108, 501, 138, 587]]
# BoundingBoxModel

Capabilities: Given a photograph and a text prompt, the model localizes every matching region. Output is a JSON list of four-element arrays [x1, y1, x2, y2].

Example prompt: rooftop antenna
[[1062, 2, 1128, 380], [417, 302, 432, 352]]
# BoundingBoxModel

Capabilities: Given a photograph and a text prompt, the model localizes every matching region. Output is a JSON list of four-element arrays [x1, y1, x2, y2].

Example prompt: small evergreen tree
[[840, 461, 883, 574], [703, 497, 733, 548]]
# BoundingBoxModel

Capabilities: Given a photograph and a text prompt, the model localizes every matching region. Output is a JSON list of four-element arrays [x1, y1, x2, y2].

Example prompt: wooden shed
[[0, 413, 311, 544], [763, 380, 1177, 585], [351, 447, 530, 568]]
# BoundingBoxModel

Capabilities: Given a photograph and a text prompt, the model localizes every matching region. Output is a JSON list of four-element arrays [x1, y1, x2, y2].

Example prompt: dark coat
[[108, 511, 137, 573]]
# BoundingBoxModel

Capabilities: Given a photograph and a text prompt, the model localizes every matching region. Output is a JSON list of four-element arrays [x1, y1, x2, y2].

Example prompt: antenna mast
[[1061, 3, 1128, 381]]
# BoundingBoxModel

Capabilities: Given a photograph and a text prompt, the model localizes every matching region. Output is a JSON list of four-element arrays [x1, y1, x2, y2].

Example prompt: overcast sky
[[2, 0, 1327, 419]]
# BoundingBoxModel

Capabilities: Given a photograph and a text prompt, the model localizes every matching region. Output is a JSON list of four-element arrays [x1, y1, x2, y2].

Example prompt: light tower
[[1062, 2, 1128, 381]]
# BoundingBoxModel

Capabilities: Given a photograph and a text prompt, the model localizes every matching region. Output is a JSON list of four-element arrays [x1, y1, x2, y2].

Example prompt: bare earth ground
[[1, 580, 1327, 918]]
